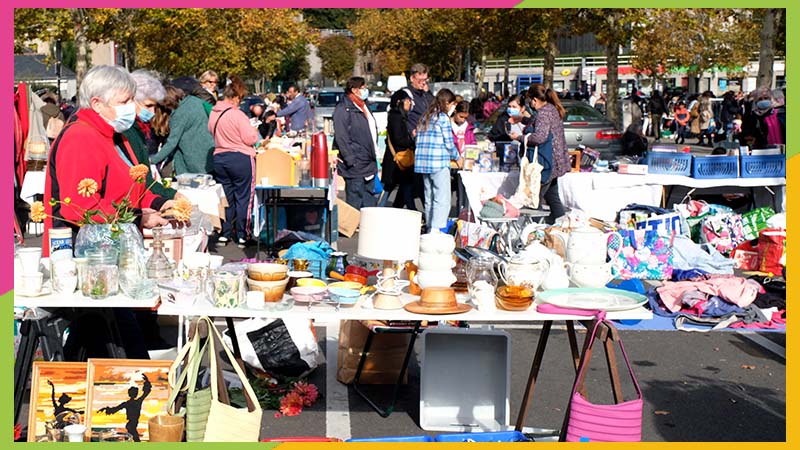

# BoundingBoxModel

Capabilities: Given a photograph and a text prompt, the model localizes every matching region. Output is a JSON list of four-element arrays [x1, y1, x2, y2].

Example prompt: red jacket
[[43, 109, 166, 255]]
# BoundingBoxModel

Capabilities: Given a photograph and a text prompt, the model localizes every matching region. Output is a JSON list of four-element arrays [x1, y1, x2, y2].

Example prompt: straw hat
[[404, 287, 472, 315]]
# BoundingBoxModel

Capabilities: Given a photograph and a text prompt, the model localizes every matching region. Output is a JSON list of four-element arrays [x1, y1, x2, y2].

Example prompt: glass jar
[[466, 256, 498, 306], [84, 249, 119, 299], [119, 239, 148, 298], [211, 271, 242, 308]]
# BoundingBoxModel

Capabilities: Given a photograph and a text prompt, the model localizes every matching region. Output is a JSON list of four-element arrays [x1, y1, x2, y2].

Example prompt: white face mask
[[447, 105, 456, 116], [107, 102, 137, 132]]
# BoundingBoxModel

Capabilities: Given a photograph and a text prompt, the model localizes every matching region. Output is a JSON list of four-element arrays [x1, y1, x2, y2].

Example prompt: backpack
[[46, 116, 65, 139]]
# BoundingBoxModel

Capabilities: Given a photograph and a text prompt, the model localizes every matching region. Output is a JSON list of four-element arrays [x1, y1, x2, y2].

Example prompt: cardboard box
[[618, 164, 649, 175], [256, 148, 295, 187], [336, 198, 360, 238], [336, 320, 410, 385]]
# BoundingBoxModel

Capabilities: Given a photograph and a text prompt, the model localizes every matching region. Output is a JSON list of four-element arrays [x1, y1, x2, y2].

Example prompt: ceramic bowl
[[246, 277, 289, 302], [297, 278, 327, 288], [344, 265, 370, 277], [495, 295, 533, 311], [247, 263, 289, 282], [290, 286, 327, 303], [419, 232, 456, 254], [327, 287, 361, 305], [415, 270, 456, 289], [327, 281, 363, 290], [343, 273, 368, 285], [496, 285, 535, 303], [417, 252, 456, 271]]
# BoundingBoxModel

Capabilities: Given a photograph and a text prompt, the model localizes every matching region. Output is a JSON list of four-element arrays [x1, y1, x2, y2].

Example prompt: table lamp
[[357, 207, 422, 309]]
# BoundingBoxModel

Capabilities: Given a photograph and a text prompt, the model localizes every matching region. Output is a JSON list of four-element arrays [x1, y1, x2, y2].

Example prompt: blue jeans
[[213, 152, 254, 241], [344, 177, 377, 210], [422, 167, 451, 233]]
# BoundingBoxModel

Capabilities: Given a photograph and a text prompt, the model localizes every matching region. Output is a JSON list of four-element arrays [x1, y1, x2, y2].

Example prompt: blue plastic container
[[740, 154, 786, 178], [692, 155, 739, 179], [646, 151, 692, 176], [434, 431, 530, 442], [347, 435, 435, 442]]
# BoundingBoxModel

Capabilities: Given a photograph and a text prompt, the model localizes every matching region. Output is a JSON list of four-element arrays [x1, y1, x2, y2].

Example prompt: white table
[[461, 170, 786, 223], [178, 184, 228, 231]]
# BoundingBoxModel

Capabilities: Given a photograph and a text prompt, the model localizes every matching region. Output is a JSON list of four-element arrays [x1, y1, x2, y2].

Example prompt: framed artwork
[[28, 362, 88, 442], [568, 150, 582, 172], [84, 359, 173, 442]]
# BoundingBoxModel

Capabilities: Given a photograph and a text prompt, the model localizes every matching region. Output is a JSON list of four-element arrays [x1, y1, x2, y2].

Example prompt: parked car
[[561, 100, 623, 160], [367, 96, 390, 135], [481, 100, 623, 160], [314, 87, 345, 132]]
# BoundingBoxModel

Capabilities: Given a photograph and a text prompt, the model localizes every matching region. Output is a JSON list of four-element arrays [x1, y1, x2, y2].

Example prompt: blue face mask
[[138, 107, 155, 123], [507, 107, 520, 117], [360, 88, 370, 100], [107, 102, 137, 132], [755, 100, 772, 110]]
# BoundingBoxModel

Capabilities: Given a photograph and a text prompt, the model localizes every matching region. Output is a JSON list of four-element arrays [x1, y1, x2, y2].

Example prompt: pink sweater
[[209, 99, 260, 157]]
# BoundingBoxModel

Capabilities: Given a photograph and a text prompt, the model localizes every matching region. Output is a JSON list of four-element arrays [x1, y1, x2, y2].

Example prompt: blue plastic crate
[[692, 155, 739, 179], [646, 151, 692, 176], [740, 154, 786, 178], [435, 431, 530, 442], [347, 435, 435, 442]]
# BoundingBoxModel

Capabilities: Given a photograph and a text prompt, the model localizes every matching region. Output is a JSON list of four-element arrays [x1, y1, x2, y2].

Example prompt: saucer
[[16, 287, 52, 297]]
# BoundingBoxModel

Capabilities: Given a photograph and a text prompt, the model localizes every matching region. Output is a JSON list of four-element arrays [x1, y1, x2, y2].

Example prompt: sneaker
[[217, 236, 229, 245], [237, 238, 247, 248]]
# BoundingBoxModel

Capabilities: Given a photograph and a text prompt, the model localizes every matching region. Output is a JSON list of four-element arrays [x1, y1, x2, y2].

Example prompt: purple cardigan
[[525, 103, 569, 182]]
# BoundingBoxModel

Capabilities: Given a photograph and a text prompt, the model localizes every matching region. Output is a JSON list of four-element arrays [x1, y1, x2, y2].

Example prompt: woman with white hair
[[43, 65, 173, 254], [122, 69, 179, 200]]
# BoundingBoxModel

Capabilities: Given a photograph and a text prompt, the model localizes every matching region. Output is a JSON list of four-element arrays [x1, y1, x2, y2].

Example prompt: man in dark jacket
[[405, 63, 434, 133], [647, 90, 668, 141]]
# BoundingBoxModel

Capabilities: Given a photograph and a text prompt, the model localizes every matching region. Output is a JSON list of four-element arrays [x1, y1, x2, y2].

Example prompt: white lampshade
[[357, 207, 422, 262]]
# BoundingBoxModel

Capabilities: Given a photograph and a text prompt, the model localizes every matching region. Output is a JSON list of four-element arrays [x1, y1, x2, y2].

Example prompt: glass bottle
[[118, 239, 143, 297], [84, 249, 119, 299], [466, 256, 498, 308], [146, 227, 173, 282]]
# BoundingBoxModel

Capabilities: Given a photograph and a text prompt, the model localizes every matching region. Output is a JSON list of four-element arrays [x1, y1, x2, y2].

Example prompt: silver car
[[314, 87, 345, 132], [561, 100, 623, 160]]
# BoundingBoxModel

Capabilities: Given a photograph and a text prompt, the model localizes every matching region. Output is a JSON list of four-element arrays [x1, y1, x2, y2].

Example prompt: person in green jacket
[[150, 86, 216, 175], [125, 70, 179, 200]]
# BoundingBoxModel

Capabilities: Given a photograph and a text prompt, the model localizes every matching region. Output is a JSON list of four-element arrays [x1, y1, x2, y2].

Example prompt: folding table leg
[[514, 320, 553, 431], [352, 323, 421, 418]]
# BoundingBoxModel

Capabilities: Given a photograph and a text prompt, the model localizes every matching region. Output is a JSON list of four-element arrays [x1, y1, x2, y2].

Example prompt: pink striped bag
[[565, 315, 643, 442]]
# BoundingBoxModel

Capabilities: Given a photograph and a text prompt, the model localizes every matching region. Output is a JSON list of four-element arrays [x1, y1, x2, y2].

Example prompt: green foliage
[[303, 9, 357, 29], [318, 35, 356, 85]]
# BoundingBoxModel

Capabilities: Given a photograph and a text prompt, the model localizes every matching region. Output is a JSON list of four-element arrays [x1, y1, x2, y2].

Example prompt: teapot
[[541, 253, 570, 290], [498, 254, 550, 291], [566, 261, 615, 289], [551, 226, 622, 266]]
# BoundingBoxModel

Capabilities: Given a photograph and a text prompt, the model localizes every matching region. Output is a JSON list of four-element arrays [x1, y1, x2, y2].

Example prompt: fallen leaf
[[741, 364, 756, 370], [654, 410, 670, 415]]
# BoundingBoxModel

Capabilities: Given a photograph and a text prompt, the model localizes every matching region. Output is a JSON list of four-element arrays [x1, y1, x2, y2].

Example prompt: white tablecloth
[[179, 184, 228, 230], [459, 171, 521, 219]]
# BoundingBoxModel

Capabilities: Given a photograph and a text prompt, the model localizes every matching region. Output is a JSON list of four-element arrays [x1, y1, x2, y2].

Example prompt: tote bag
[[609, 229, 674, 280], [566, 314, 643, 442]]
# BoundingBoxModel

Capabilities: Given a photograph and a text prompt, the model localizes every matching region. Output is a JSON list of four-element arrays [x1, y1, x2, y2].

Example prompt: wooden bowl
[[247, 277, 289, 302], [495, 295, 533, 311], [247, 263, 289, 282]]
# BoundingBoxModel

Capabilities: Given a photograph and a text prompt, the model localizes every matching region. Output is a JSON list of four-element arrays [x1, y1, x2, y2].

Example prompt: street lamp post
[[55, 39, 62, 100]]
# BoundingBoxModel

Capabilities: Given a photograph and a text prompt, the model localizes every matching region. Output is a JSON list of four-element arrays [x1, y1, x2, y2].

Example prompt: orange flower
[[292, 381, 319, 407], [129, 164, 149, 183], [30, 201, 46, 222], [172, 197, 193, 222], [279, 392, 304, 417], [77, 178, 98, 197]]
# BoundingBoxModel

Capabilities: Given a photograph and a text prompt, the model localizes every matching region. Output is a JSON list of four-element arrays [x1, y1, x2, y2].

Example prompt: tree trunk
[[757, 8, 780, 89], [503, 50, 510, 97], [455, 47, 463, 82], [543, 33, 558, 90], [73, 10, 88, 87], [606, 44, 620, 129], [125, 36, 136, 70], [476, 48, 487, 96]]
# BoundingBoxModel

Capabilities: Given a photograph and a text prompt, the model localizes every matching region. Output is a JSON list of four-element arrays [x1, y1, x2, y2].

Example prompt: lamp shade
[[357, 207, 422, 262]]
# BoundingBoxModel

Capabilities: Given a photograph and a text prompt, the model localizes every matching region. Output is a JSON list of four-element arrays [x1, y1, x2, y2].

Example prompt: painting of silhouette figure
[[85, 359, 172, 442], [28, 362, 88, 442]]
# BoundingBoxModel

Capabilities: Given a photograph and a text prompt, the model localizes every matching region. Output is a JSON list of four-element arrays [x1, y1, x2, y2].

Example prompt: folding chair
[[351, 320, 424, 418]]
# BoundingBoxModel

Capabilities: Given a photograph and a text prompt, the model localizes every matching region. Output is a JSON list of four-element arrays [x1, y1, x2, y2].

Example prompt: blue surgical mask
[[507, 107, 521, 117], [360, 88, 369, 100], [138, 107, 155, 123], [756, 100, 772, 110], [107, 102, 136, 132]]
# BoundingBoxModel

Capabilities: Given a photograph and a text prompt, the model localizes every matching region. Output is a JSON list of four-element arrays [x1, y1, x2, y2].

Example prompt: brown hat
[[404, 287, 472, 315]]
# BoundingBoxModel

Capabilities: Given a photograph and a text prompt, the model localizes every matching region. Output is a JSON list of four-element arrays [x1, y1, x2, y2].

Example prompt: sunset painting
[[84, 359, 172, 442], [28, 362, 88, 442]]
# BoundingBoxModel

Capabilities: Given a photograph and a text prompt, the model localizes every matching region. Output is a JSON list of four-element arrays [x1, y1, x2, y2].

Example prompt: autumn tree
[[318, 34, 356, 86], [756, 8, 783, 89]]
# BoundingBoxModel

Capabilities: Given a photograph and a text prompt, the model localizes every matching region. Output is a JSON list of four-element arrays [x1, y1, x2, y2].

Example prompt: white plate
[[537, 288, 647, 312], [16, 287, 52, 297]]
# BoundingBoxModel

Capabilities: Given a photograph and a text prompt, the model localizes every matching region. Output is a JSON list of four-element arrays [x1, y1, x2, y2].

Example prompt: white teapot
[[551, 226, 621, 266], [566, 262, 615, 289], [498, 254, 550, 291], [541, 253, 570, 290]]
